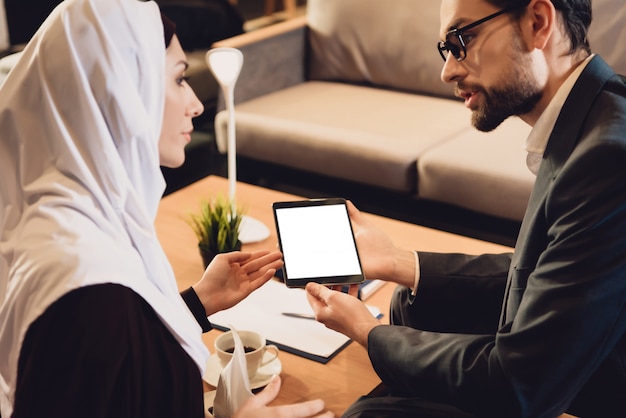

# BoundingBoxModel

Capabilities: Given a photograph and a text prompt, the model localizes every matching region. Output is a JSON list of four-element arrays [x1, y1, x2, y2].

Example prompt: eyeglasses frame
[[437, 5, 526, 62]]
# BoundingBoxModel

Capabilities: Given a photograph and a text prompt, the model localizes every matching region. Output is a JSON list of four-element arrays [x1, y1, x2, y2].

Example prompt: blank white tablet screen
[[275, 204, 361, 280]]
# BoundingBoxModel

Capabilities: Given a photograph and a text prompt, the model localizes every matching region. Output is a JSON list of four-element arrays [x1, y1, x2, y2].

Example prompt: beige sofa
[[212, 0, 625, 222]]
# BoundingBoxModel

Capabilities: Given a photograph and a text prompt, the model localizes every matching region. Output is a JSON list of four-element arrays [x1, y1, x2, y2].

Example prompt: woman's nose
[[189, 91, 204, 117]]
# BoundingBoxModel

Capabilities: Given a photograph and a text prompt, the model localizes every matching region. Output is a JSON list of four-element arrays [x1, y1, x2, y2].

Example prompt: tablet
[[272, 198, 365, 288]]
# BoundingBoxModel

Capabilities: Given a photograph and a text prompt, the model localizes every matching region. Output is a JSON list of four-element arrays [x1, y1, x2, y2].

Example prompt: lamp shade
[[206, 47, 243, 89], [205, 47, 269, 244]]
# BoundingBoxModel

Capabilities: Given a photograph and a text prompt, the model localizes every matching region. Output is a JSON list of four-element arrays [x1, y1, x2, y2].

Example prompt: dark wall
[[4, 0, 62, 45], [155, 0, 243, 50], [4, 0, 244, 49]]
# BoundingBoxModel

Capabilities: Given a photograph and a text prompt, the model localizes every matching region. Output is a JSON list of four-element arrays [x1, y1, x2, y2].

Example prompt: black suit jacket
[[368, 56, 626, 418]]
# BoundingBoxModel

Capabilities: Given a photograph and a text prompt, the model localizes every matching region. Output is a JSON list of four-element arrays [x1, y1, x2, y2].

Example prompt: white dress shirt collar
[[525, 54, 595, 174]]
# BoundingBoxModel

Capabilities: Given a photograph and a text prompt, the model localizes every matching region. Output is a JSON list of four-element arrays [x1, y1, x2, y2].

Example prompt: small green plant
[[187, 196, 244, 257]]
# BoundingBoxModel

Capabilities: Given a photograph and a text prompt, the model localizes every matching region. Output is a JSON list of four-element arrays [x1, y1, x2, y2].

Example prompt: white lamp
[[206, 47, 270, 244]]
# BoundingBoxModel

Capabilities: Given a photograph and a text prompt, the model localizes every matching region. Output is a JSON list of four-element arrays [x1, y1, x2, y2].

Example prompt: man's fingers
[[305, 282, 329, 302], [345, 200, 359, 215], [345, 200, 362, 223], [346, 283, 359, 298], [305, 282, 325, 312]]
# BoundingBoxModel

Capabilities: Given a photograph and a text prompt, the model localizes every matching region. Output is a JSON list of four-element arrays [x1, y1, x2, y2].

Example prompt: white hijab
[[0, 0, 209, 414]]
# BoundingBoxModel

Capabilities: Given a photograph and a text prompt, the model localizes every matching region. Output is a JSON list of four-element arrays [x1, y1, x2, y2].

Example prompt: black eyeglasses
[[437, 5, 525, 62]]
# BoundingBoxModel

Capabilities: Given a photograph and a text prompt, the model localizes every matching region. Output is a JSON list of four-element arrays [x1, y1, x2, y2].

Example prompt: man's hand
[[346, 201, 416, 288], [305, 282, 380, 348]]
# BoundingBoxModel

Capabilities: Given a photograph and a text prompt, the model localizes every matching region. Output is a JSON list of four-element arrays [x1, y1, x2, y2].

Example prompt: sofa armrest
[[211, 15, 307, 110]]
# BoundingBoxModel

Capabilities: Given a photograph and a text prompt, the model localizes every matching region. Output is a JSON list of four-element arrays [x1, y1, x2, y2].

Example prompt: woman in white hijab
[[0, 0, 332, 417]]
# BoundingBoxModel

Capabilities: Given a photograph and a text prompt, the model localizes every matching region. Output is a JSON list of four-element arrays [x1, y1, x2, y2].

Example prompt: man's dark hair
[[486, 0, 592, 54]]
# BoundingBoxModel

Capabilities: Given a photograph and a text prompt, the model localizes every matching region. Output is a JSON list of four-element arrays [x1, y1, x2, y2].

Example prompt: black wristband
[[180, 287, 213, 333]]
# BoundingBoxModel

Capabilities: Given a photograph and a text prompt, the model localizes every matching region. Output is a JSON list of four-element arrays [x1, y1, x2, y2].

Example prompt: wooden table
[[155, 175, 512, 415]]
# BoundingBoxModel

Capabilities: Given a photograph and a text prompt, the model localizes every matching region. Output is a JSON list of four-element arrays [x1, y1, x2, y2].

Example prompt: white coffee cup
[[214, 330, 279, 378]]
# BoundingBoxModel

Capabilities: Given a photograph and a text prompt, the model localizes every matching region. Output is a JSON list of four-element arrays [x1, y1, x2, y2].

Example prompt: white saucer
[[238, 215, 270, 244], [203, 351, 282, 390]]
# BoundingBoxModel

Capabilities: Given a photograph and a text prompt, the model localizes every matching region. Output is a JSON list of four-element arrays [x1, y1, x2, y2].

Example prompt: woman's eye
[[177, 76, 190, 86]]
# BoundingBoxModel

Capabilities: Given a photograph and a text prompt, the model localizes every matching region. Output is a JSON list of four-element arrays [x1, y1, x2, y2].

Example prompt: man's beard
[[470, 77, 542, 132], [466, 41, 543, 132]]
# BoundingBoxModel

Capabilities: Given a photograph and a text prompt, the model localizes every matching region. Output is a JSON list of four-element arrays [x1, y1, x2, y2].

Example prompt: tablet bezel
[[272, 198, 365, 288]]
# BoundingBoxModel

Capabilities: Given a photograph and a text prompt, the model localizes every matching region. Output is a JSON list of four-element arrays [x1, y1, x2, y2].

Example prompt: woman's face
[[159, 35, 204, 168]]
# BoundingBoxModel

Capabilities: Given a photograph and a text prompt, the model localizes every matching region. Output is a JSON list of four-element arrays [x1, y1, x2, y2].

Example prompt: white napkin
[[212, 327, 253, 418]]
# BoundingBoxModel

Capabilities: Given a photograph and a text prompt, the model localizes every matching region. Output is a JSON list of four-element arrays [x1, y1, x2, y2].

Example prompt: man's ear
[[527, 0, 556, 50]]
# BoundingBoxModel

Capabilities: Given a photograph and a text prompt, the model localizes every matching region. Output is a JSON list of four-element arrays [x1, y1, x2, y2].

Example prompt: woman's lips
[[183, 129, 193, 143]]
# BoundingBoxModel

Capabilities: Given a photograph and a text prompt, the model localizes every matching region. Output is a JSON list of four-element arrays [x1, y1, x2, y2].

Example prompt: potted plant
[[187, 195, 244, 267]]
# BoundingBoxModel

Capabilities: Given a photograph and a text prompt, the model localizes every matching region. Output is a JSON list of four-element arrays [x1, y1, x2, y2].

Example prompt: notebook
[[209, 279, 381, 363]]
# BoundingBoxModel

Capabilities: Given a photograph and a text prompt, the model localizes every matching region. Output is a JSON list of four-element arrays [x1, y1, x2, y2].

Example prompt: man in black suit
[[305, 0, 626, 417]]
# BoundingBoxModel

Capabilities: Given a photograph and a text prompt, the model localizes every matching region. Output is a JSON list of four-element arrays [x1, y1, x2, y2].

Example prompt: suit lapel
[[500, 56, 615, 327]]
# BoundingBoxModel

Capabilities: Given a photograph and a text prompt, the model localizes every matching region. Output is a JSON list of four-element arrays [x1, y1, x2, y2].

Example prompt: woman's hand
[[305, 282, 380, 348], [193, 250, 283, 316], [233, 375, 334, 418]]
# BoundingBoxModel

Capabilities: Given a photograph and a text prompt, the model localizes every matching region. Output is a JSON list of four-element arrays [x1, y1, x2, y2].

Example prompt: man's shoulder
[[593, 56, 626, 96], [578, 57, 626, 117]]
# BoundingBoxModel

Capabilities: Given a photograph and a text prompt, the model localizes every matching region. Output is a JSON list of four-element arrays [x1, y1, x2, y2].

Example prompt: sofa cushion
[[306, 0, 454, 99], [0, 50, 21, 86], [0, 0, 8, 52], [215, 81, 469, 193], [306, 0, 626, 97], [417, 117, 534, 221]]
